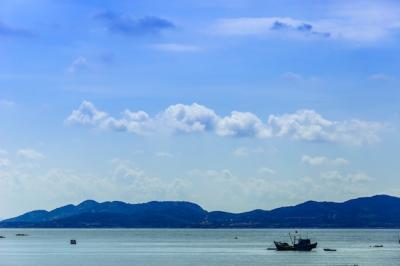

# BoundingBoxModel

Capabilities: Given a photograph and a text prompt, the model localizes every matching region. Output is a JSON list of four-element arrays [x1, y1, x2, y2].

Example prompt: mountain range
[[2, 194, 400, 228]]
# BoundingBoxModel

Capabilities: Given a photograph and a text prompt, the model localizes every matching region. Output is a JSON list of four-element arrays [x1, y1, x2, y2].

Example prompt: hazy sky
[[1, 0, 400, 218]]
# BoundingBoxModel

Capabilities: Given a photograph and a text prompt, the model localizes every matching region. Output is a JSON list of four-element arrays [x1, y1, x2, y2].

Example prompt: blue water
[[0, 229, 399, 265]]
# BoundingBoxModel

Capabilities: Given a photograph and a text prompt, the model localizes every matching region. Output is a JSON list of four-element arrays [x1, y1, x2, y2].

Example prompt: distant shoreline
[[2, 195, 400, 229]]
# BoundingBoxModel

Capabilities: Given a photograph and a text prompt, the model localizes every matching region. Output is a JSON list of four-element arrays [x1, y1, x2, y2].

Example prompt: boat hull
[[274, 241, 317, 251]]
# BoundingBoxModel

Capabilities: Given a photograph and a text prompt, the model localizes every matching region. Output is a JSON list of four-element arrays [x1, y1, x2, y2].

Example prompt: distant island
[[2, 194, 400, 228]]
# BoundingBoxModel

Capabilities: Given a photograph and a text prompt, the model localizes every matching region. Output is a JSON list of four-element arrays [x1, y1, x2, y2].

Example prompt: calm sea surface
[[0, 229, 399, 266]]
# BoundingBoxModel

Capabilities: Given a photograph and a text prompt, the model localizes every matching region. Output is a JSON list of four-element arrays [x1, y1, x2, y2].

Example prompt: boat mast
[[288, 233, 294, 245]]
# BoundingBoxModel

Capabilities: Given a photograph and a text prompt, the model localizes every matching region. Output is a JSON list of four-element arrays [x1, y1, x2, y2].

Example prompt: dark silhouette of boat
[[274, 232, 317, 251], [70, 239, 77, 245], [324, 248, 337, 252]]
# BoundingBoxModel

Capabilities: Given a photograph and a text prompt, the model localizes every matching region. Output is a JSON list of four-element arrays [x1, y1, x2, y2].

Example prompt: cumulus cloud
[[302, 155, 349, 166], [66, 101, 152, 135], [268, 109, 384, 145], [17, 148, 45, 160], [93, 12, 175, 36], [67, 101, 385, 145], [216, 111, 272, 138], [159, 103, 218, 133]]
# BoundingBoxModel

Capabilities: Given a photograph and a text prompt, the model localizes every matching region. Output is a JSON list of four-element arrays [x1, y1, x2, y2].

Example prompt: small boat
[[372, 244, 383, 248], [70, 239, 77, 245], [0, 236, 5, 239], [15, 233, 28, 236], [274, 232, 317, 251], [324, 248, 337, 252]]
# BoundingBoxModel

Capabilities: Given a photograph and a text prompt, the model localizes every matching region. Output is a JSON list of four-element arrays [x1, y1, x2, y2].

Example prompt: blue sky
[[1, 0, 400, 218]]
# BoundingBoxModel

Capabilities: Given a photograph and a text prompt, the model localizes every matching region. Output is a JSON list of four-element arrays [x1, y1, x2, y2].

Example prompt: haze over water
[[1, 229, 400, 266]]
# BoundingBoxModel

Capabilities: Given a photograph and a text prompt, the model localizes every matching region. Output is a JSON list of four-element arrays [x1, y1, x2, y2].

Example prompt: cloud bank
[[66, 101, 385, 145]]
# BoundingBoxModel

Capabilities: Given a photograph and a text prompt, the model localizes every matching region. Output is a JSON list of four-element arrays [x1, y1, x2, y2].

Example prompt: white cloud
[[216, 111, 272, 138], [257, 167, 276, 175], [302, 155, 349, 166], [160, 103, 218, 133], [321, 171, 371, 184], [66, 101, 108, 126], [17, 148, 45, 160], [268, 109, 384, 145], [0, 156, 376, 217], [152, 43, 201, 52], [67, 101, 385, 145], [67, 57, 89, 74], [66, 101, 152, 135]]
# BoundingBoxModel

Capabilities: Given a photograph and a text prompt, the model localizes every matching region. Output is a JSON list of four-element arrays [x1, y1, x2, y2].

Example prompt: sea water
[[0, 229, 399, 266]]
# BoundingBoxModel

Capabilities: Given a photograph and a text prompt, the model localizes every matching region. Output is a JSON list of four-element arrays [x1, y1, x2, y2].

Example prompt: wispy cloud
[[152, 43, 201, 52], [67, 57, 89, 74], [302, 155, 349, 166], [211, 1, 400, 42], [0, 21, 33, 38], [66, 101, 385, 146], [257, 167, 276, 175], [17, 148, 45, 160], [155, 151, 174, 158], [281, 72, 303, 82], [212, 17, 330, 39], [93, 12, 175, 36], [233, 147, 265, 157], [321, 171, 371, 184], [369, 73, 392, 81]]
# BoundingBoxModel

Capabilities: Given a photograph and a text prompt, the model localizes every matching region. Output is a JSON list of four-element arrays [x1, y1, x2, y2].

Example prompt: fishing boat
[[274, 232, 317, 251]]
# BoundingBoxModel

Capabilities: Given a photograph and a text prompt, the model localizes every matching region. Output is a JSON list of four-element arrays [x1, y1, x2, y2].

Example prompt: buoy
[[70, 239, 77, 245]]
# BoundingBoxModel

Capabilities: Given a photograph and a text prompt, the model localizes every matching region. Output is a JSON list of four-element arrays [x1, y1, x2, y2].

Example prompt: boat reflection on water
[[274, 231, 317, 251]]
